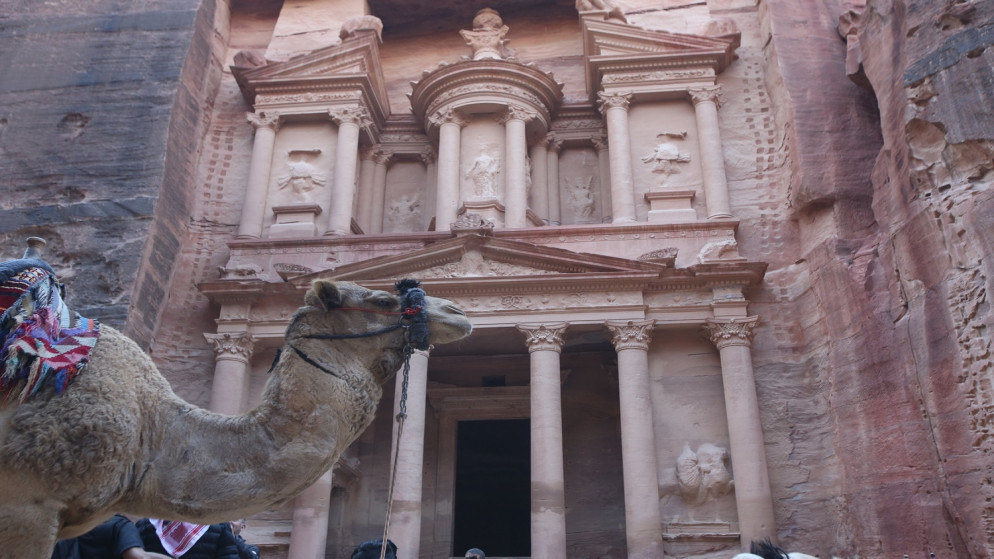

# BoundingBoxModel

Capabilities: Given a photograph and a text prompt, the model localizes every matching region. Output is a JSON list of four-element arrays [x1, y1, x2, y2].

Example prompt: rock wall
[[0, 0, 226, 349], [756, 0, 994, 555]]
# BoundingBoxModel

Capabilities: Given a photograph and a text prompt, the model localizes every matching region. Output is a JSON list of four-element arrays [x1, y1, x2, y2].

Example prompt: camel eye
[[370, 296, 396, 309]]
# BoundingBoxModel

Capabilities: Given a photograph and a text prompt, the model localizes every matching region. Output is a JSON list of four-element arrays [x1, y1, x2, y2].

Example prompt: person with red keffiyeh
[[136, 518, 240, 559]]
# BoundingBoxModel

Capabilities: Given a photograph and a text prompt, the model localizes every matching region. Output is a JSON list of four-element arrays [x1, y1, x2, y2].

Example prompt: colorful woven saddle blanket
[[0, 259, 100, 403]]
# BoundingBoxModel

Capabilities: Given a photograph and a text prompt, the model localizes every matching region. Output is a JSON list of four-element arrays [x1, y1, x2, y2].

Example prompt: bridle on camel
[[280, 279, 428, 559]]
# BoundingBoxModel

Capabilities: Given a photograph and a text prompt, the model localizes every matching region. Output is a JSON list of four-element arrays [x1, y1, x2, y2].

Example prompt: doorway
[[453, 418, 531, 557]]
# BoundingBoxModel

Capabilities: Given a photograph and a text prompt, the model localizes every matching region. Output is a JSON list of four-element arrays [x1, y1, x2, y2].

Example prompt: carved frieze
[[447, 291, 640, 313], [255, 92, 360, 106], [602, 69, 714, 84]]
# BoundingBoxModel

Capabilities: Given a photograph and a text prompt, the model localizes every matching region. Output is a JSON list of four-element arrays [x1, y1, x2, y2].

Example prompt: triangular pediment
[[581, 18, 739, 97], [232, 30, 389, 120], [289, 235, 668, 287]]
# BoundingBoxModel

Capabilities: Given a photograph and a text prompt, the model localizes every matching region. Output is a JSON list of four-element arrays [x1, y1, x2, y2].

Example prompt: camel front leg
[[0, 501, 61, 559]]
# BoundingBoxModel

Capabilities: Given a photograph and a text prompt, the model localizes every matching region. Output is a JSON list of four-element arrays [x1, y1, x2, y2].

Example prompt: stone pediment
[[232, 26, 389, 123], [581, 18, 739, 98], [289, 235, 668, 286]]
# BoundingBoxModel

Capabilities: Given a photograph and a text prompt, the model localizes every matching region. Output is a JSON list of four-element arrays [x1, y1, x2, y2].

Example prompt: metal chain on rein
[[380, 334, 414, 559]]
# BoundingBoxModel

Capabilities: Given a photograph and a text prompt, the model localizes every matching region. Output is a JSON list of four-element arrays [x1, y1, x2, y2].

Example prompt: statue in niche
[[460, 8, 509, 60], [277, 150, 325, 201], [385, 194, 422, 232], [566, 175, 596, 219], [676, 442, 734, 506], [466, 150, 501, 199], [642, 131, 691, 186]]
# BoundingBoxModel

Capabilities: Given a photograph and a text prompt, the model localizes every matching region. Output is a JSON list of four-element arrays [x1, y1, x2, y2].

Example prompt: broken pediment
[[232, 24, 389, 123], [581, 18, 740, 99], [289, 235, 669, 286]]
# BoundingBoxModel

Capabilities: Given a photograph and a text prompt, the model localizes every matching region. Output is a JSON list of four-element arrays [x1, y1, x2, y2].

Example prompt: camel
[[0, 248, 472, 558]]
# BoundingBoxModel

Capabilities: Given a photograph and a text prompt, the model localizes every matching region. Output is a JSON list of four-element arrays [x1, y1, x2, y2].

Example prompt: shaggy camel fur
[[0, 277, 472, 558]]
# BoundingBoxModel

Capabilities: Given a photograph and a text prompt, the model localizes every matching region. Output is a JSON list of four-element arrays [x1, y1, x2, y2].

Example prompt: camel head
[[290, 279, 472, 384]]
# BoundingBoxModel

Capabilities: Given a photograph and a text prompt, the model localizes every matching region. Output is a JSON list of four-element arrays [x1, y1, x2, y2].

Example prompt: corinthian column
[[370, 148, 393, 234], [287, 470, 333, 559], [326, 106, 370, 235], [591, 134, 612, 222], [605, 320, 663, 559], [703, 316, 775, 548], [430, 108, 468, 232], [389, 348, 431, 559], [546, 134, 563, 226], [598, 92, 637, 224], [529, 136, 549, 223], [689, 87, 732, 218], [205, 331, 254, 415], [501, 105, 536, 229], [357, 147, 377, 232], [237, 111, 281, 239], [518, 323, 569, 559]]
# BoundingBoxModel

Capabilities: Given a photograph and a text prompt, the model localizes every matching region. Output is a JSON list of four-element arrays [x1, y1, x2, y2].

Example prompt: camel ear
[[306, 280, 343, 310]]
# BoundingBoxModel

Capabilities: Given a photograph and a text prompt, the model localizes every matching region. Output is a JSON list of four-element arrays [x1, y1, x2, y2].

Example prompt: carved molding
[[517, 322, 568, 353], [605, 319, 655, 351], [703, 316, 759, 349], [204, 332, 255, 362]]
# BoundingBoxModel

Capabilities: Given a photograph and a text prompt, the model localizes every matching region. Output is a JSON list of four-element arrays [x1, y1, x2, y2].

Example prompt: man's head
[[352, 539, 397, 559], [229, 518, 247, 535], [465, 548, 485, 559]]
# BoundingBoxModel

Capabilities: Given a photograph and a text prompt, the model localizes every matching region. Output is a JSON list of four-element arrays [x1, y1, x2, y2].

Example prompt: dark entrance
[[453, 418, 531, 557]]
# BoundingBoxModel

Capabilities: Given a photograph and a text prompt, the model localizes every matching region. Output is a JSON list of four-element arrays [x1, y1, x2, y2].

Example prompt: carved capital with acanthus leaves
[[703, 316, 759, 349], [597, 91, 632, 114], [688, 86, 723, 108], [518, 322, 568, 354], [605, 319, 655, 351], [500, 104, 538, 124], [428, 107, 469, 129], [205, 332, 255, 363], [247, 110, 282, 131], [545, 133, 563, 153], [328, 106, 372, 127]]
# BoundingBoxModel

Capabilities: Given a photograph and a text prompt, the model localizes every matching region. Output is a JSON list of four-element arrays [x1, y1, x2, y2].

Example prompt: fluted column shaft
[[431, 109, 467, 232], [599, 92, 637, 224], [357, 148, 377, 232], [287, 470, 333, 559], [389, 349, 431, 559], [704, 317, 775, 548], [327, 107, 369, 235], [546, 135, 562, 226], [529, 138, 549, 223], [205, 332, 254, 415], [237, 112, 281, 239], [592, 135, 612, 223], [502, 106, 534, 229], [605, 320, 663, 559], [422, 148, 438, 232], [690, 87, 732, 218], [370, 149, 393, 234], [518, 323, 569, 559]]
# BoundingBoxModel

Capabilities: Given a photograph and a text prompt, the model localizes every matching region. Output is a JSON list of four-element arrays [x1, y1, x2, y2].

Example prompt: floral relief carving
[[703, 316, 759, 349], [518, 323, 568, 353], [605, 320, 655, 351], [459, 8, 509, 60], [204, 332, 255, 362], [597, 91, 632, 113], [328, 106, 372, 127], [247, 111, 282, 131]]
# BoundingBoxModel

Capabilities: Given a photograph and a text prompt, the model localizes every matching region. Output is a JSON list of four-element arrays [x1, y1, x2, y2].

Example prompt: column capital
[[359, 146, 378, 161], [546, 133, 563, 153], [204, 331, 255, 363], [428, 107, 469, 129], [688, 85, 724, 108], [419, 146, 437, 165], [328, 105, 372, 127], [703, 316, 759, 349], [597, 91, 632, 114], [372, 148, 394, 166], [517, 322, 568, 353], [590, 133, 609, 151], [247, 110, 282, 131], [500, 104, 538, 124], [605, 319, 655, 351]]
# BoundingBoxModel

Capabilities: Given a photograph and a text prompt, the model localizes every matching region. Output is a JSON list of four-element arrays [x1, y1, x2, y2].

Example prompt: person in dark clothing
[[50, 515, 172, 559], [228, 518, 260, 559], [136, 518, 240, 559], [351, 539, 397, 559]]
